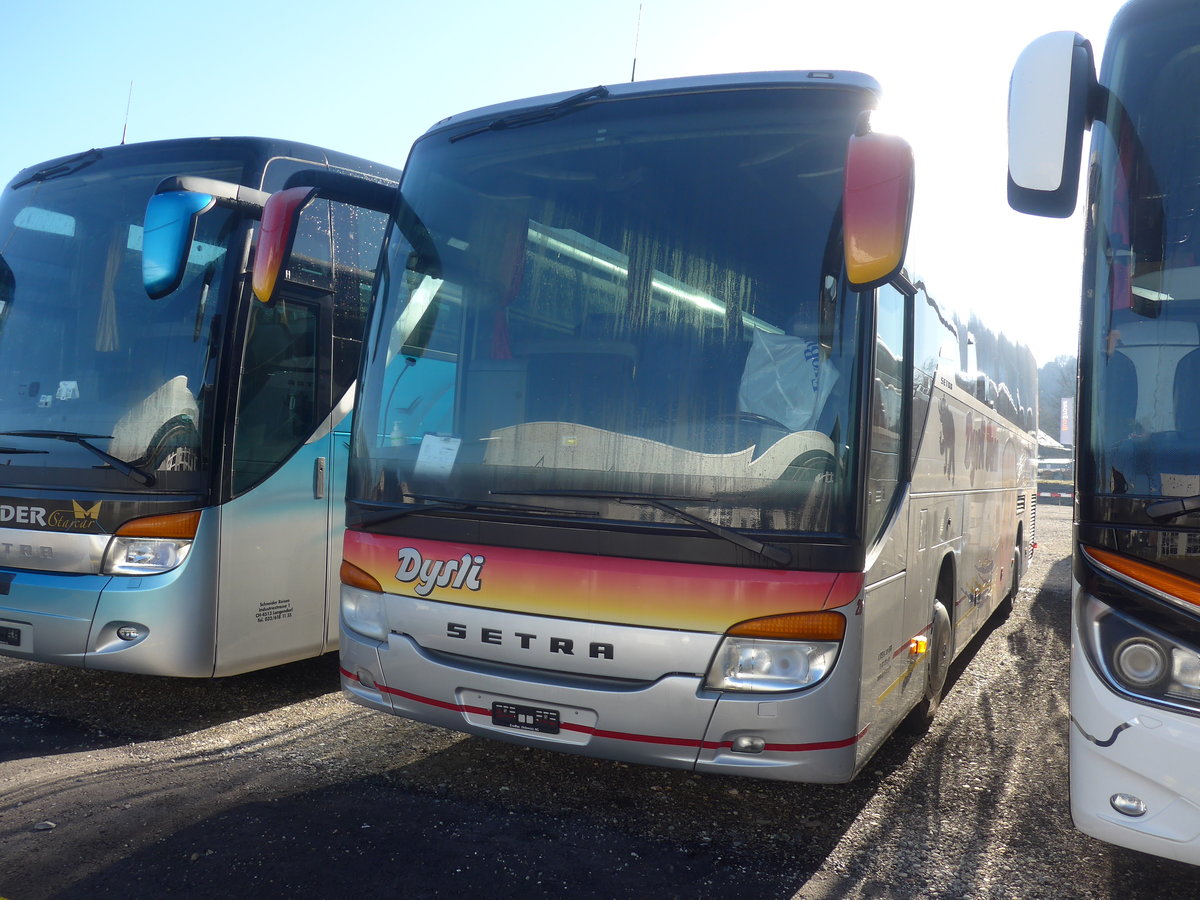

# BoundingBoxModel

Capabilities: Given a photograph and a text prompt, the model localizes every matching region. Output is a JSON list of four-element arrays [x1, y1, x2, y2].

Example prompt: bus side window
[[232, 192, 338, 495], [231, 300, 320, 495], [330, 201, 388, 401], [867, 283, 909, 540]]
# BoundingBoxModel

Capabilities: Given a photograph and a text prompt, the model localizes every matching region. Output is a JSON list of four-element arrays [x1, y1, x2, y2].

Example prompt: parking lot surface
[[0, 504, 1195, 898]]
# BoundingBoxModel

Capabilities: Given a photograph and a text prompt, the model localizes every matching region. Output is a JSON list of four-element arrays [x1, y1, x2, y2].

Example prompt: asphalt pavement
[[0, 504, 1196, 899]]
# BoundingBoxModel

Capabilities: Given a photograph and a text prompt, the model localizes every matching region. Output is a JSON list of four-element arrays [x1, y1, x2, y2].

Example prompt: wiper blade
[[491, 489, 793, 566], [0, 430, 154, 486], [353, 494, 600, 529], [450, 85, 610, 143], [12, 148, 102, 189], [1145, 493, 1200, 523], [0, 447, 49, 455]]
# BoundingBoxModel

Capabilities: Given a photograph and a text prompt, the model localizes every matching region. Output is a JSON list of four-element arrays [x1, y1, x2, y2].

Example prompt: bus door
[[860, 281, 915, 748], [214, 180, 344, 676], [215, 291, 333, 674]]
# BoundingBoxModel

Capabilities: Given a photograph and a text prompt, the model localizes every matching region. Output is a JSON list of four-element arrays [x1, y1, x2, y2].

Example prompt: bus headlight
[[704, 612, 844, 693], [1113, 638, 1168, 688], [104, 536, 192, 574], [102, 511, 199, 575], [1086, 596, 1200, 709], [341, 585, 387, 642], [340, 561, 388, 642]]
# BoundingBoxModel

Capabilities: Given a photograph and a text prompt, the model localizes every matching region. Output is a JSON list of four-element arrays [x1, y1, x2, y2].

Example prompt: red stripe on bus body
[[349, 671, 869, 755], [377, 682, 489, 715], [558, 720, 705, 748], [750, 726, 871, 753]]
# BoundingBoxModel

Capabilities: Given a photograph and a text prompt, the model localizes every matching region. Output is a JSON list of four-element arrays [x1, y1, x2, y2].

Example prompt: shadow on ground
[[0, 652, 342, 761]]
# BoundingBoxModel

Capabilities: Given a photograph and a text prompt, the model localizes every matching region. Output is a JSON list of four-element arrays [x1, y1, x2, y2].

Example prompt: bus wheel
[[998, 547, 1021, 618], [905, 600, 952, 733]]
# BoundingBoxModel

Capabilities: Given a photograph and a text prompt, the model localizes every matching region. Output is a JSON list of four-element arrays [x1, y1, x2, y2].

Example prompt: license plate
[[0, 626, 21, 647], [491, 701, 561, 734]]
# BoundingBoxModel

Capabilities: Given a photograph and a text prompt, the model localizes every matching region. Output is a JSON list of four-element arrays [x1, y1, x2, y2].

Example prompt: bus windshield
[[0, 148, 245, 492], [1087, 4, 1200, 502], [350, 85, 871, 536]]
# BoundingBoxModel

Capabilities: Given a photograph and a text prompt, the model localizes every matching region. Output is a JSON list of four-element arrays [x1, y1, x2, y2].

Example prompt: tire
[[904, 599, 952, 733], [997, 547, 1021, 619]]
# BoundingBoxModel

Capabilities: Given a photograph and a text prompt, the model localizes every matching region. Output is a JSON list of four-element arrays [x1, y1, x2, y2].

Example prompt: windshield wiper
[[0, 447, 49, 455], [353, 494, 600, 529], [12, 148, 102, 189], [0, 430, 154, 486], [450, 86, 610, 143], [491, 489, 793, 566], [1145, 493, 1200, 523]]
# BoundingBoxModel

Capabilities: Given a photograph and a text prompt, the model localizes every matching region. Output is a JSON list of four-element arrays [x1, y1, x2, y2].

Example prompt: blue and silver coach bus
[[0, 136, 397, 676]]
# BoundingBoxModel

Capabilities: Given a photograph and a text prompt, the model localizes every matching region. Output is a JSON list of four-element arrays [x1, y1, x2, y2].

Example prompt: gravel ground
[[0, 503, 1196, 899]]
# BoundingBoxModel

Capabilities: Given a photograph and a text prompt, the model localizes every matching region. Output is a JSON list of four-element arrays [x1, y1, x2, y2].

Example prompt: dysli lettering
[[394, 547, 485, 597]]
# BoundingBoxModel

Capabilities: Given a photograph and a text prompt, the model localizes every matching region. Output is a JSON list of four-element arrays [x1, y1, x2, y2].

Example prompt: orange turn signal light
[[114, 510, 200, 539], [1084, 545, 1200, 609], [341, 559, 383, 592], [727, 611, 846, 642]]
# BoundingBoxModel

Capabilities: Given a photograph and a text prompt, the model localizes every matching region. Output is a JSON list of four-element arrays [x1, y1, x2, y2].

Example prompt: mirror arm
[[282, 169, 398, 214], [890, 271, 916, 294], [153, 176, 269, 217]]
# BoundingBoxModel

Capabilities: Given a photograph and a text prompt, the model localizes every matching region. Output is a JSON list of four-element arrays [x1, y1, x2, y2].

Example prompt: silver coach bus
[[262, 72, 1038, 782]]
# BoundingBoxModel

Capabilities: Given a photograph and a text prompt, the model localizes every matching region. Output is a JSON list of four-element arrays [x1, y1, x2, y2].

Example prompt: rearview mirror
[[843, 125, 914, 290], [142, 177, 270, 300], [0, 251, 13, 331], [142, 191, 216, 299], [1008, 31, 1096, 218], [252, 171, 400, 303], [251, 186, 320, 304]]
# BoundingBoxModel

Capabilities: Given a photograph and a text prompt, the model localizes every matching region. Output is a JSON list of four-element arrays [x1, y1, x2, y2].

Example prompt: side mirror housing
[[142, 191, 216, 299], [142, 177, 269, 299], [251, 186, 320, 303], [252, 172, 399, 303], [1008, 31, 1096, 218], [0, 251, 13, 331], [843, 126, 915, 291]]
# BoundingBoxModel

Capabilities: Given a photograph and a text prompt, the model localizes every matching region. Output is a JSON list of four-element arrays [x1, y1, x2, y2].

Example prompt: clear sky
[[1, 0, 1128, 364]]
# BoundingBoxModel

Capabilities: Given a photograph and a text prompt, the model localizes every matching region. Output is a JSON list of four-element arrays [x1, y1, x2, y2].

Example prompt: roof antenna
[[630, 4, 643, 82], [121, 81, 134, 145]]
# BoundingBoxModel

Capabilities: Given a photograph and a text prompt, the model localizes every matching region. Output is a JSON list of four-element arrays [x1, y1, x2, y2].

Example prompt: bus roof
[[7, 136, 401, 193], [422, 70, 882, 140]]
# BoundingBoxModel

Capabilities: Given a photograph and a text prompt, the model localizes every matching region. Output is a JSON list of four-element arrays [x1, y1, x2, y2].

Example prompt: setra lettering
[[443, 621, 614, 660]]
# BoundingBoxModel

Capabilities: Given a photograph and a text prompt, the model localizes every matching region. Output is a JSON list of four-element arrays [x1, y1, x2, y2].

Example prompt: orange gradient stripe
[[344, 532, 863, 633]]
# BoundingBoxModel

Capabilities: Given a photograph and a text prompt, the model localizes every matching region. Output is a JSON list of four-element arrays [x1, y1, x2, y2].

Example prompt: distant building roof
[[1038, 430, 1067, 449]]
